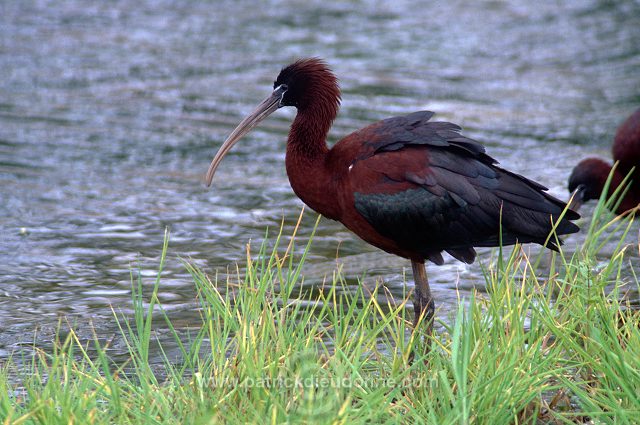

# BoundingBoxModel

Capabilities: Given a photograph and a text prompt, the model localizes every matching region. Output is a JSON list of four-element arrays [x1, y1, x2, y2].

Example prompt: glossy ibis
[[568, 108, 640, 214], [206, 58, 579, 335]]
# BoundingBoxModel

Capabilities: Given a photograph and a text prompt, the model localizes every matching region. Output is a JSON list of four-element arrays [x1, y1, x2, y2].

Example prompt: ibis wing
[[346, 112, 579, 264]]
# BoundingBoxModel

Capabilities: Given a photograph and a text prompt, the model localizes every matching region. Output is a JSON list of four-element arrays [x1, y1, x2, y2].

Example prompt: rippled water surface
[[1, 0, 639, 361]]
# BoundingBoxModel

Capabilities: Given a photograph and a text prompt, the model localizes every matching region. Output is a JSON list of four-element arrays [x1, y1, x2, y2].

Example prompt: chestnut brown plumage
[[568, 108, 640, 214], [206, 58, 579, 336]]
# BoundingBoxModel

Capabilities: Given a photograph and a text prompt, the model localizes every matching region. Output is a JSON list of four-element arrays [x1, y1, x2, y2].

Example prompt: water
[[1, 0, 639, 362]]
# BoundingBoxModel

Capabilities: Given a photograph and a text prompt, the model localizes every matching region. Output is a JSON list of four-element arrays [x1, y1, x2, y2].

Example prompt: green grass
[[1, 202, 639, 424]]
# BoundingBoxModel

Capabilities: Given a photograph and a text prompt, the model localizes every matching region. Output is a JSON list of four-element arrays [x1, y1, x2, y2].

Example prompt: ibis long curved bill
[[567, 185, 586, 212], [205, 85, 287, 186]]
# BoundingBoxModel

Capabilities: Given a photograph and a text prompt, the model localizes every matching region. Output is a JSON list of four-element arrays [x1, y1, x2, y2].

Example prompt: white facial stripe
[[275, 84, 288, 106]]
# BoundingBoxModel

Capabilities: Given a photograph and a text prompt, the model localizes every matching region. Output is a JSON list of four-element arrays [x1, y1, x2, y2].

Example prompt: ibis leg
[[411, 260, 434, 335]]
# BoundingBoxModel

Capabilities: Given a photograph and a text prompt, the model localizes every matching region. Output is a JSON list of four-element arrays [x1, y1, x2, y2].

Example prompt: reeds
[[1, 200, 638, 424]]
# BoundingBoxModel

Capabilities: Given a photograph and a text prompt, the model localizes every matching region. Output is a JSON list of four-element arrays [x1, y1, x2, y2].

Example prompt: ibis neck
[[285, 108, 340, 219], [287, 108, 331, 161]]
